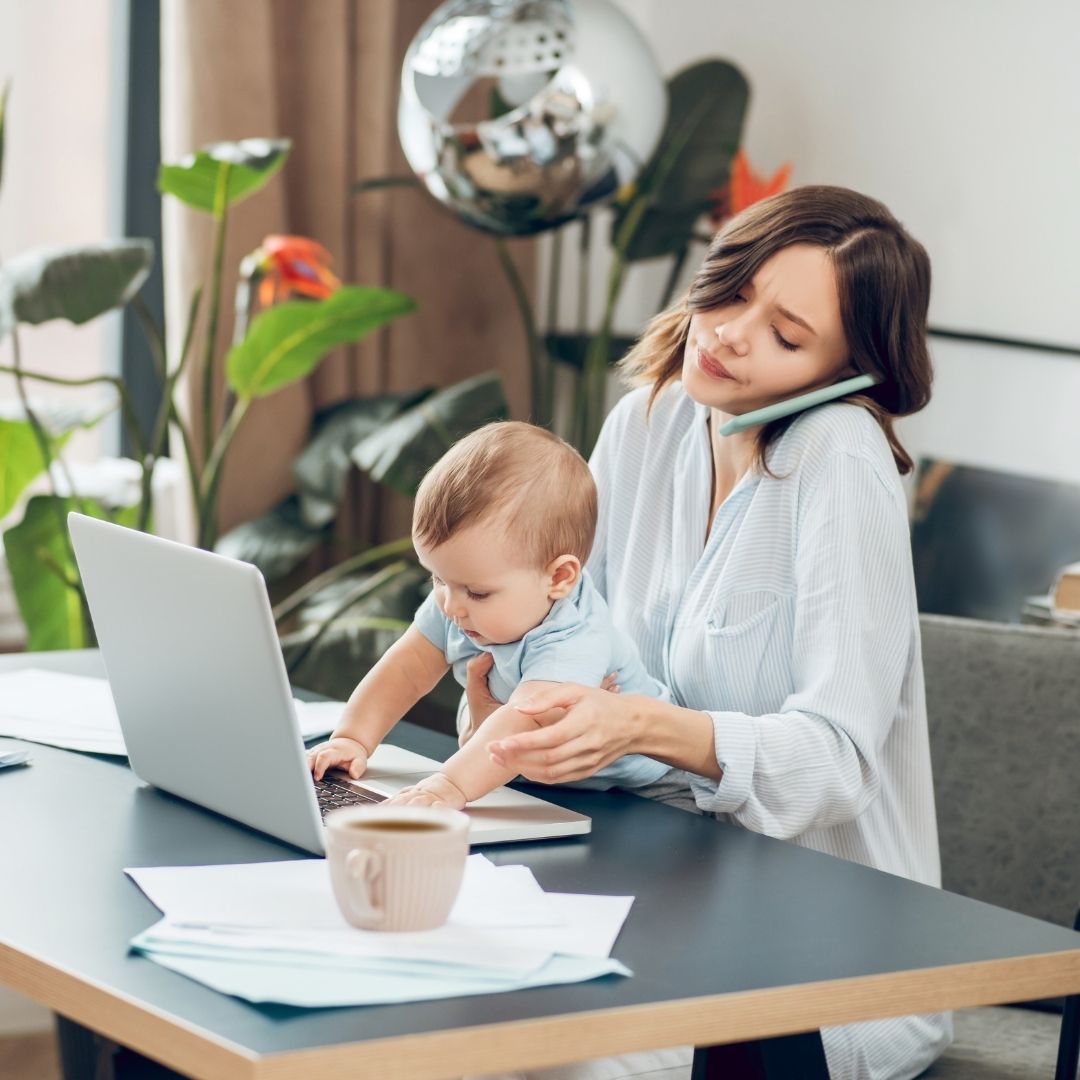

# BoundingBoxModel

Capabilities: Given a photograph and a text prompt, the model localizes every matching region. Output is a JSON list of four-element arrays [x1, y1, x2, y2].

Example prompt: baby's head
[[412, 421, 597, 646]]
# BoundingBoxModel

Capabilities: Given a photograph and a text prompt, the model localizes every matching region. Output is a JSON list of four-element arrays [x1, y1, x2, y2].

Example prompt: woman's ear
[[546, 555, 581, 599]]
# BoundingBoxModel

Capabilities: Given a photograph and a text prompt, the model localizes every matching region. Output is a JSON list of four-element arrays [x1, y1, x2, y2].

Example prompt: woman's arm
[[491, 687, 722, 782]]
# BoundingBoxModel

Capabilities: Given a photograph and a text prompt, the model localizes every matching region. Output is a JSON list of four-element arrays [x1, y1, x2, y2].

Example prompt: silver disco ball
[[398, 0, 667, 235]]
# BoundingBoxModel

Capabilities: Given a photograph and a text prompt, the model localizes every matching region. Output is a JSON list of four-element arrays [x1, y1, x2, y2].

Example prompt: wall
[[596, 0, 1080, 486]]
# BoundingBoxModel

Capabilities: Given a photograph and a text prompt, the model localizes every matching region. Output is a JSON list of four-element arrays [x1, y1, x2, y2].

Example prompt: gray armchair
[[918, 614, 1080, 1079]]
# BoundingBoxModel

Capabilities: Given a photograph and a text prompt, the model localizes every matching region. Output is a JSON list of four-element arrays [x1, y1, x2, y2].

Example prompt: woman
[[470, 185, 951, 1080]]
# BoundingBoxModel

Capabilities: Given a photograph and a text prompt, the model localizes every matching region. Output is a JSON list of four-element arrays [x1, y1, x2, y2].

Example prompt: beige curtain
[[161, 0, 533, 540]]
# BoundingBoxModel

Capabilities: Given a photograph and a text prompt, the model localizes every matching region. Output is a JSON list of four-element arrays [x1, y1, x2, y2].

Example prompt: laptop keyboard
[[314, 775, 387, 818]]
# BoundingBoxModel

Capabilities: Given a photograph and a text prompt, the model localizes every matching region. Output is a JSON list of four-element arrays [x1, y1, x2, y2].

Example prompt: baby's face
[[414, 523, 557, 647]]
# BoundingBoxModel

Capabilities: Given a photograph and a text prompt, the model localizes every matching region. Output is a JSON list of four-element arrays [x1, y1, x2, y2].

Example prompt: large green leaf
[[350, 372, 508, 497], [294, 391, 431, 528], [0, 81, 10, 200], [215, 495, 327, 583], [0, 419, 52, 519], [4, 496, 136, 651], [158, 138, 291, 214], [0, 240, 153, 341], [614, 60, 750, 262], [282, 564, 432, 696], [226, 285, 416, 399]]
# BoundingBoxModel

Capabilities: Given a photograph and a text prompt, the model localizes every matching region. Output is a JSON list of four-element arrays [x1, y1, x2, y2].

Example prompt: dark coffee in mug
[[349, 820, 446, 833]]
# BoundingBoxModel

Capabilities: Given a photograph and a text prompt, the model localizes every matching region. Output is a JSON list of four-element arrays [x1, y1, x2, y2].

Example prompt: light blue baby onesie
[[413, 570, 671, 788]]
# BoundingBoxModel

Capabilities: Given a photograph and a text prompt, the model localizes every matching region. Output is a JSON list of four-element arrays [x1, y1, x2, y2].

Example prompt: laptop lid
[[68, 514, 590, 852]]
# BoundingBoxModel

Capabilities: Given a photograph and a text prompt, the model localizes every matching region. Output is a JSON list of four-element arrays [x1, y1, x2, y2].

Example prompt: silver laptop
[[68, 513, 590, 853]]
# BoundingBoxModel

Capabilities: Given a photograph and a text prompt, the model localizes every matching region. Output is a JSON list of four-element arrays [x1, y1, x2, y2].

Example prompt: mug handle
[[345, 847, 384, 927]]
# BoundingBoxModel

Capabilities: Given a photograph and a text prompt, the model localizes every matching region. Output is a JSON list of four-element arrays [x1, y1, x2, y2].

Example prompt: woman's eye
[[466, 591, 490, 601], [772, 328, 799, 352]]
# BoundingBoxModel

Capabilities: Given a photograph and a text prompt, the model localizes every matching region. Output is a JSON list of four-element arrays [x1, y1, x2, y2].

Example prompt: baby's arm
[[307, 626, 449, 780], [390, 680, 557, 808]]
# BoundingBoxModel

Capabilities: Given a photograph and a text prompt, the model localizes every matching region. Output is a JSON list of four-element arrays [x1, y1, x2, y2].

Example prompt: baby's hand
[[307, 736, 369, 781], [388, 773, 467, 810]]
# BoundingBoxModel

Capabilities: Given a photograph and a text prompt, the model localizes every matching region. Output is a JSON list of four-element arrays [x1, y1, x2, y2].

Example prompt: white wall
[[585, 0, 1080, 486]]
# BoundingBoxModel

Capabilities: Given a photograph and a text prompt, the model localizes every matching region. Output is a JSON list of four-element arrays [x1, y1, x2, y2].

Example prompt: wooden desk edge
[[3, 939, 1079, 1080]]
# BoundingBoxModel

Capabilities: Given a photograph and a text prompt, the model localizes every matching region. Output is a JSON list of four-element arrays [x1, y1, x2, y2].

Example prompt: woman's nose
[[715, 320, 748, 356]]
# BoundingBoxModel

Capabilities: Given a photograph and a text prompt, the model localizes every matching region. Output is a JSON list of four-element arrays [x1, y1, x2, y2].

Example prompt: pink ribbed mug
[[324, 805, 469, 931]]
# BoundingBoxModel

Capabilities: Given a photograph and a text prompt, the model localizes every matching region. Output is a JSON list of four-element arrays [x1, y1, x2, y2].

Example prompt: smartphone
[[717, 373, 880, 437]]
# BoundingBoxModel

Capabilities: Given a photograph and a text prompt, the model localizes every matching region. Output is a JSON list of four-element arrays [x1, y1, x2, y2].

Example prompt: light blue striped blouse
[[587, 383, 952, 1079]]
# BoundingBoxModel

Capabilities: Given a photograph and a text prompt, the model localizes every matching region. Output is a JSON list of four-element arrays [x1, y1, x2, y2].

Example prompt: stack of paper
[[125, 854, 633, 1007], [0, 669, 344, 755]]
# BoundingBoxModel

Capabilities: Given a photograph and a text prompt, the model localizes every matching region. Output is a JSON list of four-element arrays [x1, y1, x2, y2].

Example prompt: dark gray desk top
[[2, 651, 1079, 1077]]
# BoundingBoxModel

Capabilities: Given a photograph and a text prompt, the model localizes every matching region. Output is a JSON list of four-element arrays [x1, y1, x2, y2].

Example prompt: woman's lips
[[697, 347, 736, 381]]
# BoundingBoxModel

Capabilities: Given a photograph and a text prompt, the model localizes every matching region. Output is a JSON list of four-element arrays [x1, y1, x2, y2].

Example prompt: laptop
[[68, 513, 590, 853]]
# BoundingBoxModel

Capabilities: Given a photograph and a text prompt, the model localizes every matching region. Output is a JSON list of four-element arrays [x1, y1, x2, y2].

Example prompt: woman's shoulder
[[602, 380, 697, 445], [772, 402, 902, 493]]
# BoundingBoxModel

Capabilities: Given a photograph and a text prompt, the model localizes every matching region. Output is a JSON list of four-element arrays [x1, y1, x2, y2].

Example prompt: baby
[[306, 420, 671, 809]]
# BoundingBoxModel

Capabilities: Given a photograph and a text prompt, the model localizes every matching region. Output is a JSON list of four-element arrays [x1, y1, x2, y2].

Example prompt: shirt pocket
[[700, 590, 794, 713]]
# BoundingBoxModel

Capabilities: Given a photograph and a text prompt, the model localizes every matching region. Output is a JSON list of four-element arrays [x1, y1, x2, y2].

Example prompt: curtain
[[161, 0, 533, 539]]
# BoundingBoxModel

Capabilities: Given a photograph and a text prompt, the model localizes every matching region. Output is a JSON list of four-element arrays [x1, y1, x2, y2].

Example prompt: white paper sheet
[[0, 747, 31, 768], [135, 948, 631, 1008], [125, 854, 561, 931], [126, 854, 632, 975], [0, 669, 343, 755], [127, 853, 635, 1007]]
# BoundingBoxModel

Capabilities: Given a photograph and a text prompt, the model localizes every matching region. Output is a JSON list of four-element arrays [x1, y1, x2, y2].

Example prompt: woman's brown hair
[[619, 185, 933, 474]]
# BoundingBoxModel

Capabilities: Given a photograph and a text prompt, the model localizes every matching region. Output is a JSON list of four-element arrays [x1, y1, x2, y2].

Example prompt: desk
[[2, 650, 1080, 1079]]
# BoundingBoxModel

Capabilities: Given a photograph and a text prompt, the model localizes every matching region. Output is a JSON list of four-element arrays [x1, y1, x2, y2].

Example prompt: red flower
[[254, 235, 341, 307], [708, 149, 793, 229]]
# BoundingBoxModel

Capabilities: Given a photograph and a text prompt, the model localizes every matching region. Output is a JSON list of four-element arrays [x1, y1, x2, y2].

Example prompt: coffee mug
[[324, 805, 470, 931]]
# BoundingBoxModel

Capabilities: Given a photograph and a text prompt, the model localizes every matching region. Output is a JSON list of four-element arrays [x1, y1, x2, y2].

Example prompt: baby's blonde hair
[[412, 421, 597, 567]]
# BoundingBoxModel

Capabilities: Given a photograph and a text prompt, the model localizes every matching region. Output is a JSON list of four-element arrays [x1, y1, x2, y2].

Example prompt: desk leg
[[55, 1014, 188, 1080], [691, 1031, 830, 1079]]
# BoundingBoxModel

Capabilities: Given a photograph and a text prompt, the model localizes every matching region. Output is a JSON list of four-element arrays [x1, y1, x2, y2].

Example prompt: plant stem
[[200, 162, 232, 467], [284, 560, 412, 676], [494, 235, 550, 427], [659, 245, 690, 311], [272, 535, 416, 624], [197, 394, 250, 550], [136, 288, 203, 534], [578, 252, 628, 454], [169, 400, 202, 521], [130, 295, 167, 381]]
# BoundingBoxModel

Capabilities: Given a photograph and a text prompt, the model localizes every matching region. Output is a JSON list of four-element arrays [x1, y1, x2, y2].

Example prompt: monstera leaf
[[0, 240, 153, 341], [158, 138, 291, 214], [613, 60, 750, 262], [214, 495, 328, 584], [350, 372, 508, 497], [293, 391, 431, 528]]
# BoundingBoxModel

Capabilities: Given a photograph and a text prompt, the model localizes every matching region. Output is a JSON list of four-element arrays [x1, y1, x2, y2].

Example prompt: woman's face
[[681, 243, 852, 418]]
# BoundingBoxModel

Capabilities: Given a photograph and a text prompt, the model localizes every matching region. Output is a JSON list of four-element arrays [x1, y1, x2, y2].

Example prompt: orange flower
[[255, 235, 341, 307], [708, 149, 793, 229]]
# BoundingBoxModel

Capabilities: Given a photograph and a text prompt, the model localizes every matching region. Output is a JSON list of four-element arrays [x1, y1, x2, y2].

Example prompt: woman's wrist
[[625, 694, 722, 781]]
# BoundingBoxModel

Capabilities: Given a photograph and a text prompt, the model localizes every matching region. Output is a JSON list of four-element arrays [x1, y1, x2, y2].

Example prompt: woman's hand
[[460, 656, 618, 746], [487, 684, 638, 784], [460, 653, 499, 746]]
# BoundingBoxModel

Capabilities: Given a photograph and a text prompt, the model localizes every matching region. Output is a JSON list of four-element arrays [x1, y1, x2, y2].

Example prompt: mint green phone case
[[717, 373, 879, 436]]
